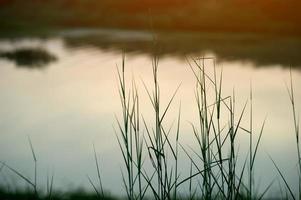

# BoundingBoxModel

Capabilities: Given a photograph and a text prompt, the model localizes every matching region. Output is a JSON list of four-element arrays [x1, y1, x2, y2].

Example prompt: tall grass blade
[[269, 155, 296, 200]]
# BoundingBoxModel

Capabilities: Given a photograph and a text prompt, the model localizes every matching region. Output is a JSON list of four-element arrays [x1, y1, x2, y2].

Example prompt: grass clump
[[115, 55, 274, 200], [115, 54, 181, 200]]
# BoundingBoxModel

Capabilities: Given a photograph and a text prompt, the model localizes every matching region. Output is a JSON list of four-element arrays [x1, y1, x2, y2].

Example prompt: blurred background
[[1, 0, 301, 34], [0, 0, 301, 198]]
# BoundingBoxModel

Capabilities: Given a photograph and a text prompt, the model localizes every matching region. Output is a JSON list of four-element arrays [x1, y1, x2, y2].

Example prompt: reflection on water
[[0, 48, 57, 68], [62, 29, 301, 68], [0, 30, 300, 197], [1, 29, 301, 69]]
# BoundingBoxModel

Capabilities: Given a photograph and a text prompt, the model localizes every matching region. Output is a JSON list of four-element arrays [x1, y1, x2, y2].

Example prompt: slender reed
[[287, 70, 300, 199], [142, 55, 181, 200], [87, 144, 104, 199], [116, 54, 145, 200]]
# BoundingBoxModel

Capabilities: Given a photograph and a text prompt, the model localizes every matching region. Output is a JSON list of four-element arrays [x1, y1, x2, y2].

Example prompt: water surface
[[0, 29, 300, 197]]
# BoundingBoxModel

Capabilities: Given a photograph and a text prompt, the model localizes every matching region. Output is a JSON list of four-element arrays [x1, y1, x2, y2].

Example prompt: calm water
[[0, 29, 301, 196]]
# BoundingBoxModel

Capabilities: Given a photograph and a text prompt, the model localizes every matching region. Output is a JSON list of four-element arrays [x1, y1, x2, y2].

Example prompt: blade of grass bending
[[176, 162, 220, 188], [191, 57, 215, 85], [207, 96, 230, 108], [121, 169, 131, 200], [28, 136, 36, 162], [234, 156, 248, 200], [209, 170, 227, 199], [28, 136, 37, 195], [141, 170, 156, 200], [218, 66, 223, 119], [115, 129, 129, 169], [176, 103, 181, 142], [179, 144, 204, 177], [269, 155, 296, 200], [257, 179, 275, 200], [159, 83, 181, 124], [141, 79, 155, 110], [142, 169, 160, 200], [288, 68, 301, 199], [160, 126, 176, 159], [142, 117, 156, 152], [186, 57, 208, 90], [93, 144, 104, 197], [251, 117, 267, 169], [233, 101, 248, 139], [87, 175, 101, 198], [178, 144, 222, 188], [1, 161, 35, 188]]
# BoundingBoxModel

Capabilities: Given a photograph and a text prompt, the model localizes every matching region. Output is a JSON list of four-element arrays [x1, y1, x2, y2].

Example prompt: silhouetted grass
[[115, 55, 300, 200], [0, 55, 300, 199]]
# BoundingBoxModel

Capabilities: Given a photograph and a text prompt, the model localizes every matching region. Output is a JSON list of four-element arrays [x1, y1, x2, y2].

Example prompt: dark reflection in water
[[0, 48, 57, 68], [63, 30, 301, 68]]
